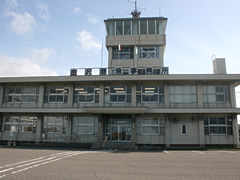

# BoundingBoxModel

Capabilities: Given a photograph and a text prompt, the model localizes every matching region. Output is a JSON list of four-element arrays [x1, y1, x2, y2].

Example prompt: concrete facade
[[0, 15, 239, 148]]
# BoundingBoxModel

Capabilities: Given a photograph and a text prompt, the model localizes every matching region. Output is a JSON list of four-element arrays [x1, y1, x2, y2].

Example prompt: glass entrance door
[[106, 125, 131, 141], [105, 115, 132, 142]]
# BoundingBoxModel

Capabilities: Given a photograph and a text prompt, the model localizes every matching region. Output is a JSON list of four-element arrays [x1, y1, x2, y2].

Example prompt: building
[[0, 8, 240, 149]]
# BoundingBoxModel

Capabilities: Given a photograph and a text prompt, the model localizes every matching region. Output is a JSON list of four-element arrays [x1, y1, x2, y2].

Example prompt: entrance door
[[106, 125, 132, 141], [105, 115, 132, 142]]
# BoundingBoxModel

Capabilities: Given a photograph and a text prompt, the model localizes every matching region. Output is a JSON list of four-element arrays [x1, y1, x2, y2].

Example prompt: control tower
[[104, 5, 167, 74]]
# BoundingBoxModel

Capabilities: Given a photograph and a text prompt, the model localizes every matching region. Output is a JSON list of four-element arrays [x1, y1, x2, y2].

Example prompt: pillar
[[198, 117, 205, 147], [165, 115, 170, 148]]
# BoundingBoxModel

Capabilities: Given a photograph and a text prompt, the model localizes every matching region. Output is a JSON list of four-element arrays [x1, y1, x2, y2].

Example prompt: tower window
[[112, 47, 134, 60], [138, 46, 160, 59]]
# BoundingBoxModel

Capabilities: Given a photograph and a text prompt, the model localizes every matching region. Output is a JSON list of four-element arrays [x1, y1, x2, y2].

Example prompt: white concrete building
[[0, 11, 239, 149]]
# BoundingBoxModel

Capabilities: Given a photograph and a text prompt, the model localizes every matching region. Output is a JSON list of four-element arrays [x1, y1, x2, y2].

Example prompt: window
[[137, 116, 165, 135], [72, 116, 95, 134], [181, 124, 187, 135], [148, 20, 155, 34], [3, 116, 37, 133], [132, 21, 139, 35], [156, 20, 167, 34], [109, 86, 131, 103], [137, 85, 164, 103], [112, 47, 134, 60], [140, 20, 147, 34], [138, 46, 160, 59], [4, 87, 39, 103], [204, 117, 232, 135], [116, 21, 123, 35], [124, 21, 131, 35], [106, 21, 115, 36], [74, 86, 99, 103], [44, 86, 68, 103], [203, 86, 230, 103], [169, 86, 197, 103], [43, 116, 68, 133]]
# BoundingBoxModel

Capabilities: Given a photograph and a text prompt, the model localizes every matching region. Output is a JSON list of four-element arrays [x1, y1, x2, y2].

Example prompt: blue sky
[[0, 0, 240, 108]]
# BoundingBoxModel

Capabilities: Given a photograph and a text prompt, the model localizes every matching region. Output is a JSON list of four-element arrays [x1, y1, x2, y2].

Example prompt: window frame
[[203, 86, 230, 103], [44, 86, 68, 103], [181, 124, 187, 135], [138, 46, 160, 59], [4, 87, 39, 104], [73, 86, 99, 103], [109, 86, 131, 103], [169, 86, 197, 103], [43, 116, 68, 133], [112, 47, 134, 60], [204, 117, 232, 135], [137, 85, 164, 103], [72, 116, 94, 135]]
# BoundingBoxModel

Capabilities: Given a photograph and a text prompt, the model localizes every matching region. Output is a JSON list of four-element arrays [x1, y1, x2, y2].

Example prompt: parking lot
[[0, 147, 240, 180]]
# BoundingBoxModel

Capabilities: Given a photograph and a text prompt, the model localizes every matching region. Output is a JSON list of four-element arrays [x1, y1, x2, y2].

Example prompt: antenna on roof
[[128, 0, 144, 18]]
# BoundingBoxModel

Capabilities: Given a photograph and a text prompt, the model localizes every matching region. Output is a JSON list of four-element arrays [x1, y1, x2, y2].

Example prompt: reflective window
[[44, 86, 68, 103], [3, 116, 37, 133], [169, 86, 197, 103], [204, 117, 232, 135], [73, 86, 99, 103], [112, 47, 134, 60], [203, 86, 230, 103], [140, 20, 147, 34], [4, 87, 39, 103], [148, 20, 155, 34], [137, 86, 164, 103], [124, 21, 131, 35], [136, 116, 165, 135], [181, 124, 187, 135], [109, 86, 131, 103], [132, 21, 139, 35], [116, 21, 123, 35], [72, 116, 96, 134], [138, 46, 160, 59], [106, 22, 115, 36], [43, 116, 68, 133]]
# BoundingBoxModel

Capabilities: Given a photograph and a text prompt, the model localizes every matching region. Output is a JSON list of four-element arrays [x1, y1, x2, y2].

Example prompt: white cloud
[[36, 1, 50, 21], [6, 0, 18, 8], [76, 30, 102, 51], [73, 7, 81, 14], [6, 11, 36, 35], [0, 48, 57, 77], [87, 14, 99, 24], [31, 48, 55, 63]]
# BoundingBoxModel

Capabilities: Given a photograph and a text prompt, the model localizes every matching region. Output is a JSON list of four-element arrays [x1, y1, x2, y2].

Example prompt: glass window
[[181, 124, 187, 135], [156, 20, 166, 34], [72, 116, 96, 134], [203, 86, 230, 103], [112, 47, 134, 60], [4, 87, 39, 103], [43, 116, 68, 133], [44, 86, 68, 103], [137, 116, 165, 135], [148, 20, 155, 34], [204, 117, 232, 135], [116, 21, 123, 35], [132, 21, 139, 35], [124, 21, 131, 35], [140, 20, 147, 34], [169, 86, 197, 103], [3, 116, 37, 133], [106, 21, 115, 36], [138, 46, 160, 59], [137, 85, 164, 103], [110, 86, 131, 103], [74, 86, 99, 103]]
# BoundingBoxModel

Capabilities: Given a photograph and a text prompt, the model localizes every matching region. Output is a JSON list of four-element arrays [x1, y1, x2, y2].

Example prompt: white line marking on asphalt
[[192, 151, 205, 155], [0, 174, 7, 179], [163, 150, 170, 154], [0, 168, 14, 174]]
